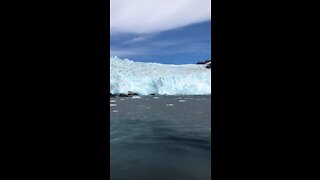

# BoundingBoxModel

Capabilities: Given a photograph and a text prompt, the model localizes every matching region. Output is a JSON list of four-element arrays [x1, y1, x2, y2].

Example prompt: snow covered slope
[[110, 57, 211, 95]]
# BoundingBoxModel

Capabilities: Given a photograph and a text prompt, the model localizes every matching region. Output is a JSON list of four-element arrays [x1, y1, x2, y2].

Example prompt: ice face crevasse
[[110, 57, 211, 95]]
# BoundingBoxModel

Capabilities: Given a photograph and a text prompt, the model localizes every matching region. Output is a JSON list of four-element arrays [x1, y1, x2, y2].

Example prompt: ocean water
[[110, 95, 211, 180]]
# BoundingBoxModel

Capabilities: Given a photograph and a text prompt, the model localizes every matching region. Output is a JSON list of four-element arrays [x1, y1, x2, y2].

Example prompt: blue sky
[[110, 0, 211, 64]]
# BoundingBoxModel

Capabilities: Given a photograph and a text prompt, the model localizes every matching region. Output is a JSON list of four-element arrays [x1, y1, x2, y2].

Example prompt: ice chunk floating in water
[[110, 57, 211, 95]]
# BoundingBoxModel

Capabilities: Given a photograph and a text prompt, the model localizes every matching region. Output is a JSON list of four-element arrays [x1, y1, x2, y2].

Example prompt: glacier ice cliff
[[110, 57, 211, 95]]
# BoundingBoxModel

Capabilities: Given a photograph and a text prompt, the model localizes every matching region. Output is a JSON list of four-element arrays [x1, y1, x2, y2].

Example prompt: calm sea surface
[[110, 95, 211, 180]]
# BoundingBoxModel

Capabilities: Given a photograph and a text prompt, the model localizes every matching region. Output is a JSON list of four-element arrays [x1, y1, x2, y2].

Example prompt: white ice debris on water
[[110, 56, 211, 95]]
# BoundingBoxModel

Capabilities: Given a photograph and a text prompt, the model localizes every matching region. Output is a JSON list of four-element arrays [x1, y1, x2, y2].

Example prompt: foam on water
[[110, 57, 211, 95]]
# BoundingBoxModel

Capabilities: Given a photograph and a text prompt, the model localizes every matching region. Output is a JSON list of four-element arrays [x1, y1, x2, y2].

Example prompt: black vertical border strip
[[105, 1, 111, 179], [95, 0, 110, 179], [212, 0, 224, 179], [2, 1, 111, 179]]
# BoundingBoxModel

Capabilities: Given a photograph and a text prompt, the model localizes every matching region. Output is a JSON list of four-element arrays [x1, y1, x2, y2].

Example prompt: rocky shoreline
[[110, 91, 150, 97]]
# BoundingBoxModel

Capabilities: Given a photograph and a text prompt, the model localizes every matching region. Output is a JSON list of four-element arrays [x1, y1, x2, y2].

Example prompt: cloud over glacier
[[110, 0, 211, 34]]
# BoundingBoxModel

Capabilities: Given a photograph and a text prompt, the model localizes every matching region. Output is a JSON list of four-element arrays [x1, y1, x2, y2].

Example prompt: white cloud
[[110, 0, 211, 34], [110, 48, 148, 57]]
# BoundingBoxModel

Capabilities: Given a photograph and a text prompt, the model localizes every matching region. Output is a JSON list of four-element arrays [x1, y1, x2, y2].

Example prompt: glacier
[[110, 57, 211, 95]]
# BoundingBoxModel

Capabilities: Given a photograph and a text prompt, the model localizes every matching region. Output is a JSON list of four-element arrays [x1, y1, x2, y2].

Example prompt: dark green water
[[110, 95, 211, 180]]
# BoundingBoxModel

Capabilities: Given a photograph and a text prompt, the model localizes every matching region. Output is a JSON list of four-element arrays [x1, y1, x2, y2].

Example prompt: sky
[[110, 0, 211, 64]]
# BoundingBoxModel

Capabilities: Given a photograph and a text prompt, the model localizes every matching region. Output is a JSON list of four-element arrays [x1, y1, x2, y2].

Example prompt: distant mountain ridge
[[196, 59, 213, 69]]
